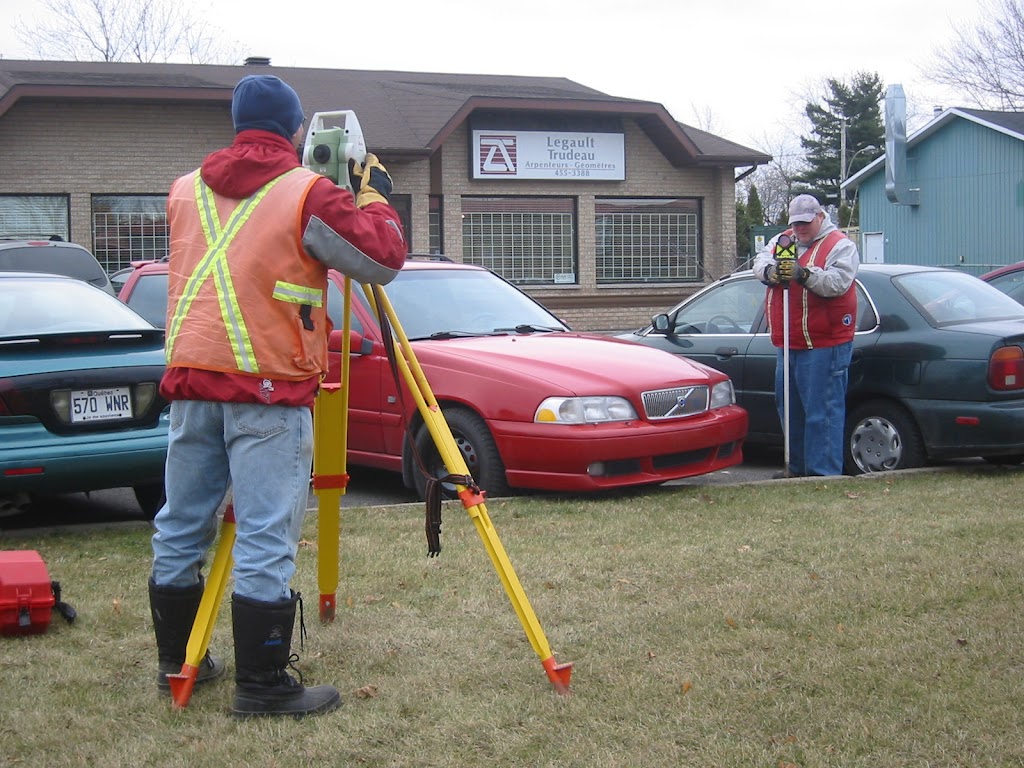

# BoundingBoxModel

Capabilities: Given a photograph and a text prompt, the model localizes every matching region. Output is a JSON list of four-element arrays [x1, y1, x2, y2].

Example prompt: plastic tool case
[[0, 550, 57, 636]]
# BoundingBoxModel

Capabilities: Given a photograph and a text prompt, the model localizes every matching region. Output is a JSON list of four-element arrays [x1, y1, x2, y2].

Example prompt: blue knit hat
[[231, 75, 304, 139]]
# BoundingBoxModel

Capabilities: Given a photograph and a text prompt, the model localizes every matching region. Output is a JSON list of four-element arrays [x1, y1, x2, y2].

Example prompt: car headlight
[[534, 396, 637, 424], [709, 379, 735, 409]]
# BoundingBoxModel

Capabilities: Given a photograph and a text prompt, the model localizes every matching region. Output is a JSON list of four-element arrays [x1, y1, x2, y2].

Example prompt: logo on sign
[[479, 134, 517, 175]]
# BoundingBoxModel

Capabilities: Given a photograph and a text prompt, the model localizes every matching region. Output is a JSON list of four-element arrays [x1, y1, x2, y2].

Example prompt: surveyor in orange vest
[[148, 74, 406, 718]]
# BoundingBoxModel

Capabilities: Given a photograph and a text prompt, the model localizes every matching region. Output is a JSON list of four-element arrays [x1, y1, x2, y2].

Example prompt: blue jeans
[[774, 342, 852, 476], [151, 400, 313, 601]]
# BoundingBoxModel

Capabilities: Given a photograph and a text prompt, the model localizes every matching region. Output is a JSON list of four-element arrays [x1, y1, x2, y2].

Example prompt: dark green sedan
[[0, 272, 168, 517], [619, 264, 1024, 474]]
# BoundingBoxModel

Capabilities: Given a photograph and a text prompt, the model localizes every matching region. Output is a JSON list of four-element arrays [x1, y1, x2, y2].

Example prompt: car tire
[[134, 483, 166, 520], [412, 407, 510, 501], [845, 400, 925, 474]]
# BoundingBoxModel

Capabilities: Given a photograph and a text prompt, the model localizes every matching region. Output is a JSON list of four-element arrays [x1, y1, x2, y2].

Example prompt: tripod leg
[[314, 277, 352, 623], [362, 284, 573, 693], [168, 498, 236, 709]]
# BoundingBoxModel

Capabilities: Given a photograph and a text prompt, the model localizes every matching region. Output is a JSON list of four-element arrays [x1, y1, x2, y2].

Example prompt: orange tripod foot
[[320, 593, 336, 623], [542, 656, 573, 695], [168, 664, 199, 709]]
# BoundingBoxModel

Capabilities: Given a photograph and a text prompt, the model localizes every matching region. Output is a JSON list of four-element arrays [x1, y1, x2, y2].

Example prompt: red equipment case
[[0, 550, 56, 636]]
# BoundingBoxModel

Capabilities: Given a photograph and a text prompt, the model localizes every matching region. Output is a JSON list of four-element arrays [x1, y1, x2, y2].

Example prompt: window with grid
[[462, 197, 576, 285], [92, 195, 169, 273], [428, 196, 443, 255], [0, 195, 70, 240], [595, 198, 701, 284]]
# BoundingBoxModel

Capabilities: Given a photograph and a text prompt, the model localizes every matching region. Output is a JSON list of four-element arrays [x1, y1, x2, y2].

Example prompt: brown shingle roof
[[0, 59, 770, 167]]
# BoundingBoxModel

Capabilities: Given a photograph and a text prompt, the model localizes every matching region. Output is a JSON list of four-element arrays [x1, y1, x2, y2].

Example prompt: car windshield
[[895, 270, 1024, 326], [367, 268, 570, 340], [123, 271, 170, 328], [0, 276, 154, 338]]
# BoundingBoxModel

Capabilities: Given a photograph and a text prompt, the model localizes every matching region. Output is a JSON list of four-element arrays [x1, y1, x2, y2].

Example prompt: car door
[[324, 276, 389, 458], [639, 276, 780, 437]]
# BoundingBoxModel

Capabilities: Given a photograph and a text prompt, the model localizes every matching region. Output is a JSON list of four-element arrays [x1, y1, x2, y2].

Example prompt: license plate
[[70, 387, 133, 423]]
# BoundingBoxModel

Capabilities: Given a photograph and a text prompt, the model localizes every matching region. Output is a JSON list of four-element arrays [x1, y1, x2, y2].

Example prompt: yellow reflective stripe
[[272, 280, 323, 306], [166, 169, 302, 372]]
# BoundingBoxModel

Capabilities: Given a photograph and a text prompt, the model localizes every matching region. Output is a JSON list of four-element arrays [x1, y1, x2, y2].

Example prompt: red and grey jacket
[[766, 229, 857, 350]]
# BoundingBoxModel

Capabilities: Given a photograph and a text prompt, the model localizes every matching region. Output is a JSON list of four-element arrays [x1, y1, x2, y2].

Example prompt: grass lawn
[[1, 467, 1023, 767]]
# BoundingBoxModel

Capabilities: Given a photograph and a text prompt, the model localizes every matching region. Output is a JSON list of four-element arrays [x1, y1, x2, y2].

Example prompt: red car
[[980, 261, 1024, 306], [120, 257, 748, 498]]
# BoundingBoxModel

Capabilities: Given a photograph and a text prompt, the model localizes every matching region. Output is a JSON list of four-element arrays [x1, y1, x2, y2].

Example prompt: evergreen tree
[[746, 185, 765, 227], [736, 199, 751, 264], [794, 72, 885, 222]]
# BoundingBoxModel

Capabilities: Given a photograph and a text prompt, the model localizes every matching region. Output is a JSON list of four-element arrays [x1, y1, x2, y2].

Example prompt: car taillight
[[989, 345, 1024, 390]]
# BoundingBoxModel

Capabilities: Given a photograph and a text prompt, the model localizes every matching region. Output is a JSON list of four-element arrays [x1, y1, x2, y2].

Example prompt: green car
[[0, 272, 168, 517]]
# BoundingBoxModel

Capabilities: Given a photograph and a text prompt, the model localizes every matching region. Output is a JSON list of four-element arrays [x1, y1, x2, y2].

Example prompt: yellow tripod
[[168, 278, 572, 708]]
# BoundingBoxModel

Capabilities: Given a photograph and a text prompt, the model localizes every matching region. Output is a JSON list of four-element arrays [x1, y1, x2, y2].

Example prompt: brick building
[[0, 59, 769, 331]]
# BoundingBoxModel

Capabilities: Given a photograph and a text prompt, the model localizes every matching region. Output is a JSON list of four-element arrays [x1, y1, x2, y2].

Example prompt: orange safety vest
[[165, 167, 331, 381], [766, 229, 857, 350]]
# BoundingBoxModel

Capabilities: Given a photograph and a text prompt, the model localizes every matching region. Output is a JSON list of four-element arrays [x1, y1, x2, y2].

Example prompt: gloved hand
[[763, 264, 781, 284], [776, 259, 808, 284], [348, 153, 393, 208]]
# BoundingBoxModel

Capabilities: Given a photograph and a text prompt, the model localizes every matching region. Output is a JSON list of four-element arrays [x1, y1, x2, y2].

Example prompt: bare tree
[[15, 0, 243, 64], [927, 0, 1024, 109], [738, 129, 807, 227], [688, 102, 722, 136]]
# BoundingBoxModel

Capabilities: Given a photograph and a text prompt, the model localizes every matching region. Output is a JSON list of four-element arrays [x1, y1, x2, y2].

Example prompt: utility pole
[[839, 117, 848, 207]]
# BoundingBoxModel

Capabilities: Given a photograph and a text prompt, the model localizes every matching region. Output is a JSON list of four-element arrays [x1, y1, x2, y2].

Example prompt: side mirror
[[327, 328, 373, 355], [652, 313, 672, 334]]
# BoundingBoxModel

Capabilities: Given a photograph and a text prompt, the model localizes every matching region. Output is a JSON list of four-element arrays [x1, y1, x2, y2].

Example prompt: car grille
[[641, 386, 709, 420]]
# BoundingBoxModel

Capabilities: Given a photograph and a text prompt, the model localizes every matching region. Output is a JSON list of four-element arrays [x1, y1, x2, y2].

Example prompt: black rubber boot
[[230, 591, 341, 718], [149, 578, 226, 691]]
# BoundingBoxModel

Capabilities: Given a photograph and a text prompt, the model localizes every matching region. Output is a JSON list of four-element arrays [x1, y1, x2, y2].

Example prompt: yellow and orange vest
[[165, 167, 332, 381]]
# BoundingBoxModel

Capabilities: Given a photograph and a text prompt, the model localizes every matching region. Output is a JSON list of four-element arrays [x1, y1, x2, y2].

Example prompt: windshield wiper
[[412, 330, 499, 341], [493, 324, 564, 334]]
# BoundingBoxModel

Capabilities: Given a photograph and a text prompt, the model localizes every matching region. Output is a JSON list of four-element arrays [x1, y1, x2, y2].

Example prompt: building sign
[[472, 130, 625, 181]]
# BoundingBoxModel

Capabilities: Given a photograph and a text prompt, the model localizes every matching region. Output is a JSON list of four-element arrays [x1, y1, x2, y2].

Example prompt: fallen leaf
[[845, 491, 861, 499], [298, 539, 317, 550], [112, 597, 121, 614], [725, 616, 738, 628], [809, 572, 820, 580], [836, 623, 845, 633], [956, 637, 968, 646], [354, 684, 379, 699], [737, 545, 752, 553], [544, 581, 555, 590], [647, 651, 657, 660], [681, 680, 692, 694]]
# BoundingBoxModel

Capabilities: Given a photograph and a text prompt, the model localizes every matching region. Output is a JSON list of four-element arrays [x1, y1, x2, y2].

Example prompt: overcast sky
[[0, 0, 991, 150]]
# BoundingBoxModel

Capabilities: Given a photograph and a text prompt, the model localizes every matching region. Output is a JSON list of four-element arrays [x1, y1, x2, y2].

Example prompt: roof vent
[[244, 56, 271, 66]]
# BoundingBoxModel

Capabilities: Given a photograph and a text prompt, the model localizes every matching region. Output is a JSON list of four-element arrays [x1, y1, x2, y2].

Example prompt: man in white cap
[[752, 194, 859, 477], [148, 74, 406, 718]]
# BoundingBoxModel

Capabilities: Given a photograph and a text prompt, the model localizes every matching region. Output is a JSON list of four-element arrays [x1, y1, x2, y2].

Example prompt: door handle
[[714, 347, 738, 358]]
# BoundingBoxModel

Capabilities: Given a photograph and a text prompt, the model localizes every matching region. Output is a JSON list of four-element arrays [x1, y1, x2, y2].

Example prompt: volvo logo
[[668, 387, 697, 416]]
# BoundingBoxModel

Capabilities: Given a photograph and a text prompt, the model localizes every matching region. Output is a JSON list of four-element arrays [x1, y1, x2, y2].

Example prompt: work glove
[[776, 259, 808, 284], [348, 153, 393, 208], [763, 264, 781, 284]]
